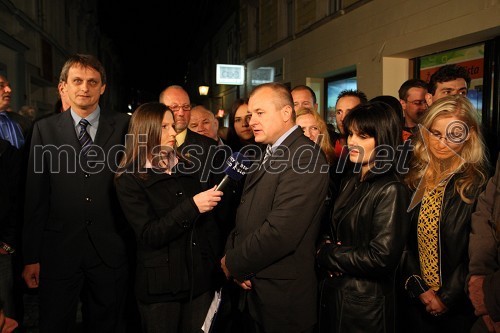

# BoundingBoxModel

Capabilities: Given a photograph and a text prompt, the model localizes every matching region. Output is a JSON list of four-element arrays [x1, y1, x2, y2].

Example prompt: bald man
[[189, 105, 222, 145]]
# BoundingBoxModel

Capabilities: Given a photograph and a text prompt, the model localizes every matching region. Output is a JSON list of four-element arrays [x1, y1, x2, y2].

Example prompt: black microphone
[[216, 152, 251, 191]]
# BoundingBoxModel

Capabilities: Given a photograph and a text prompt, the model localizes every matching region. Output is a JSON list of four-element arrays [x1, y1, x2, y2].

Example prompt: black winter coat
[[115, 168, 223, 304]]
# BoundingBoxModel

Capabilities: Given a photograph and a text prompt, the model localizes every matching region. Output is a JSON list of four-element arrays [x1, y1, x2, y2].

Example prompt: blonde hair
[[296, 108, 336, 164], [405, 95, 488, 203]]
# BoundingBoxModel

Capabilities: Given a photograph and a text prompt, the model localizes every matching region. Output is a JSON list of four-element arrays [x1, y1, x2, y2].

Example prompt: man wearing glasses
[[159, 85, 223, 182], [398, 78, 429, 137]]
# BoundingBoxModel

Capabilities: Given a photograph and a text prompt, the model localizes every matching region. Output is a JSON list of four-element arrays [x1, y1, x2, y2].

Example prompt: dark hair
[[344, 101, 403, 173], [398, 79, 428, 100], [427, 64, 471, 95], [226, 98, 251, 151], [291, 85, 317, 104], [59, 54, 107, 85], [336, 89, 368, 105], [370, 95, 404, 125]]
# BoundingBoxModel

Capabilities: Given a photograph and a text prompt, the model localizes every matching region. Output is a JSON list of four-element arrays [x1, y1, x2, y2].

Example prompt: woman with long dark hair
[[316, 101, 410, 333], [115, 102, 223, 333]]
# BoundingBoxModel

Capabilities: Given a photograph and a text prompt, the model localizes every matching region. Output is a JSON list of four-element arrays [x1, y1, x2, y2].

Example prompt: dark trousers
[[38, 247, 128, 333], [239, 303, 314, 333], [401, 299, 476, 333], [137, 291, 213, 333]]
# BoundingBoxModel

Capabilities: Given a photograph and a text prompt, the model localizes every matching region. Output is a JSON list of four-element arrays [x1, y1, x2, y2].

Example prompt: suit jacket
[[469, 153, 500, 321], [225, 127, 329, 332], [178, 128, 220, 186], [0, 139, 22, 248], [23, 110, 130, 278]]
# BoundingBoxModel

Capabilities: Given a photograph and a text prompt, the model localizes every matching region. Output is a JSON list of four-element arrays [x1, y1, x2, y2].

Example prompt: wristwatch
[[0, 242, 15, 254]]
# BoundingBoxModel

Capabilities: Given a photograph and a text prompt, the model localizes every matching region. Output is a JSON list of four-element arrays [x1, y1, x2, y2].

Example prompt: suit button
[[85, 197, 92, 203], [176, 191, 183, 197], [85, 220, 93, 225], [182, 220, 189, 228], [84, 173, 90, 178]]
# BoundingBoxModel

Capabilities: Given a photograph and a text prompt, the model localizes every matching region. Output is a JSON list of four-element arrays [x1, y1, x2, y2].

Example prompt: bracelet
[[0, 242, 15, 254]]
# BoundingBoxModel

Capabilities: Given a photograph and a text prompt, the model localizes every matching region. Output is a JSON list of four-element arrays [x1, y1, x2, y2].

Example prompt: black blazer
[[23, 110, 130, 278], [178, 128, 221, 185], [115, 168, 222, 303], [225, 127, 329, 332], [0, 139, 22, 248]]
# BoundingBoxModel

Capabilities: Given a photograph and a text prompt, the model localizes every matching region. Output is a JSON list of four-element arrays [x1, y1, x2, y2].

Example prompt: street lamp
[[198, 85, 209, 96]]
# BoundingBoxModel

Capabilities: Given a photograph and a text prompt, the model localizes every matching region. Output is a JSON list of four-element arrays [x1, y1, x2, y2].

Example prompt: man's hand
[[220, 255, 231, 279], [469, 275, 487, 316], [22, 263, 40, 288], [235, 279, 252, 290]]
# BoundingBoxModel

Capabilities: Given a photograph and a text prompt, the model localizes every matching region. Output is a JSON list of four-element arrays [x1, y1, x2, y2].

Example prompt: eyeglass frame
[[405, 99, 427, 107], [168, 104, 192, 112]]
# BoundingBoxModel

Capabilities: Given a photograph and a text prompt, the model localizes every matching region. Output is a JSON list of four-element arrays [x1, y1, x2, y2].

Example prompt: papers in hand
[[201, 288, 222, 333]]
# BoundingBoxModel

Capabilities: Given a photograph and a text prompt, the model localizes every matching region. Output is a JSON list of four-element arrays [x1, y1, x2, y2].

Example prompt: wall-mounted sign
[[251, 67, 275, 85], [216, 64, 245, 85]]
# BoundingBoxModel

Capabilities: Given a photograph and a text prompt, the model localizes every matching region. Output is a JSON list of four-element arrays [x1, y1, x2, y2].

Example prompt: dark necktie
[[78, 119, 93, 155], [0, 111, 25, 149]]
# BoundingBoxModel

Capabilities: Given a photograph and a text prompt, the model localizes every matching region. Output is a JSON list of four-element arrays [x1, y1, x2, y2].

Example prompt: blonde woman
[[401, 95, 488, 333], [296, 108, 336, 164]]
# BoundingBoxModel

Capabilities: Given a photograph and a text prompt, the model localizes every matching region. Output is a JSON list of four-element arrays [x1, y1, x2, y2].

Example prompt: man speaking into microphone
[[221, 83, 329, 333]]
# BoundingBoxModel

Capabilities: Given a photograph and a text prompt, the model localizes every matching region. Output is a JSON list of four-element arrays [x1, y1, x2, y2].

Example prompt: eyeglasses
[[169, 104, 192, 112], [406, 99, 427, 107]]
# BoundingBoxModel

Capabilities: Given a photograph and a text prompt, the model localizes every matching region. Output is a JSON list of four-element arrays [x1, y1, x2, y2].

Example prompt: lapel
[[243, 127, 302, 194], [58, 110, 115, 156], [93, 112, 115, 149], [57, 111, 81, 149]]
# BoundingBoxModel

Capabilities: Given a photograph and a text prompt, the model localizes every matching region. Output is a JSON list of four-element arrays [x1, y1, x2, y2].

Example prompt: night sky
[[97, 0, 236, 103]]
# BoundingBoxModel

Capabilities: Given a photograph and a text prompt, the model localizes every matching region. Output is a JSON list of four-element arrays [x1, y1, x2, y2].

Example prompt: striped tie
[[78, 119, 93, 155], [261, 144, 272, 167]]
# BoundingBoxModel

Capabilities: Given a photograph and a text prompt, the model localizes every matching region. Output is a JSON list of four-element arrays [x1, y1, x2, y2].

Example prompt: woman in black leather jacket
[[115, 102, 224, 333], [401, 95, 488, 333], [316, 101, 411, 333]]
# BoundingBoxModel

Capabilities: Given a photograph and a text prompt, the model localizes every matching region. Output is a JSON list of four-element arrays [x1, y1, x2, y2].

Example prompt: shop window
[[325, 71, 357, 127]]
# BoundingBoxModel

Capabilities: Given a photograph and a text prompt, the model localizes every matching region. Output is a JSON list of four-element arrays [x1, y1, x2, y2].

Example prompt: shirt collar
[[270, 125, 298, 151], [70, 107, 101, 128]]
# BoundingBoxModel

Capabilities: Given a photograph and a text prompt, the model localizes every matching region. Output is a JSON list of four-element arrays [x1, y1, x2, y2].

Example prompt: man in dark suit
[[22, 54, 130, 333], [0, 74, 31, 327], [221, 82, 329, 333]]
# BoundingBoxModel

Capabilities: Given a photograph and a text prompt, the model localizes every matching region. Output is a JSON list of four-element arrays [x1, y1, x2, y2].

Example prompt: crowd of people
[[0, 54, 499, 333]]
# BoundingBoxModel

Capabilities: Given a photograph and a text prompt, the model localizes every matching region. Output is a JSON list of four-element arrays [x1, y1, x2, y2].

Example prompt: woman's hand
[[193, 186, 223, 213], [419, 289, 448, 316]]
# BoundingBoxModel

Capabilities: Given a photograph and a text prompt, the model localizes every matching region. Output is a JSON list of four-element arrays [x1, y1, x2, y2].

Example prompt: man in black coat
[[22, 54, 130, 333]]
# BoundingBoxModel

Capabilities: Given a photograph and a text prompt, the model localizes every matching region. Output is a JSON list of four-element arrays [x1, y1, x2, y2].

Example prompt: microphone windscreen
[[224, 152, 251, 181]]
